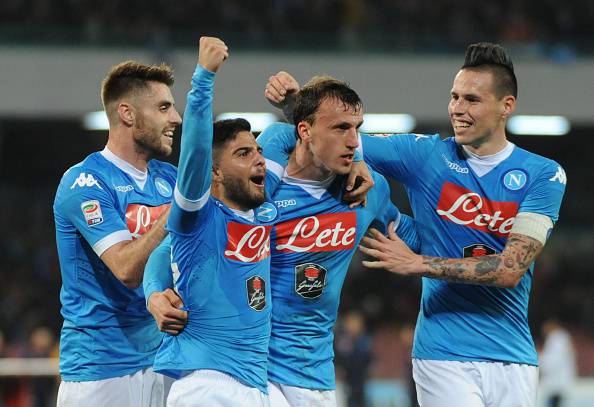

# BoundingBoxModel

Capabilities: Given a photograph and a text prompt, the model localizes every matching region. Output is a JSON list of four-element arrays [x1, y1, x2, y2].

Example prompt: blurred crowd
[[1, 0, 593, 49]]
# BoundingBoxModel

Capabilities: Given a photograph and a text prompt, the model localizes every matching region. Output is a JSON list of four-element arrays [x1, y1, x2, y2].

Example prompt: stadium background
[[0, 1, 593, 405]]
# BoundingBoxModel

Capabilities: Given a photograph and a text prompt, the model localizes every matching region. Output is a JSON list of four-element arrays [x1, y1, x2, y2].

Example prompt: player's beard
[[223, 174, 265, 210], [133, 112, 172, 161]]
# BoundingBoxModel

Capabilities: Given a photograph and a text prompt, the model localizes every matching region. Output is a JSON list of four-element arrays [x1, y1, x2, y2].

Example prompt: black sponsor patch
[[295, 263, 327, 299], [246, 275, 266, 311], [463, 243, 496, 258]]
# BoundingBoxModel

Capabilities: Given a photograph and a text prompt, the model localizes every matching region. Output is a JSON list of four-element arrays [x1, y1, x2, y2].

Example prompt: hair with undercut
[[100, 60, 175, 111], [461, 42, 517, 99], [292, 76, 362, 129], [212, 118, 252, 166]]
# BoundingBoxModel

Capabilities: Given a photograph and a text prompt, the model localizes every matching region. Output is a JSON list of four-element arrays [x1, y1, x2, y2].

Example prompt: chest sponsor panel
[[275, 212, 357, 253], [125, 203, 169, 239], [224, 222, 272, 263], [436, 182, 518, 237]]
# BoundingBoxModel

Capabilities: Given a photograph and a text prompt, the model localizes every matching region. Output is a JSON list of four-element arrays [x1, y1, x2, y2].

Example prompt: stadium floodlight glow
[[215, 112, 278, 133], [507, 115, 570, 136], [83, 111, 109, 131], [360, 114, 416, 134]]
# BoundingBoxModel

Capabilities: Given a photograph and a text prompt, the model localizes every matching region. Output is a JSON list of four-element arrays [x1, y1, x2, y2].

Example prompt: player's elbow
[[114, 266, 143, 289]]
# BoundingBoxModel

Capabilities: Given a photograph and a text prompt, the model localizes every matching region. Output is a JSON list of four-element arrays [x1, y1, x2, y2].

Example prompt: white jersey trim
[[174, 185, 210, 212], [510, 212, 553, 245], [391, 212, 402, 232], [93, 230, 133, 257], [282, 173, 336, 199], [462, 142, 515, 177], [265, 158, 285, 181], [100, 147, 148, 190]]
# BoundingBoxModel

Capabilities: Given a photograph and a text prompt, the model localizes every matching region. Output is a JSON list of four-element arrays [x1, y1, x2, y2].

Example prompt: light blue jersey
[[53, 149, 176, 381], [257, 123, 420, 390], [360, 133, 566, 365], [145, 66, 277, 393]]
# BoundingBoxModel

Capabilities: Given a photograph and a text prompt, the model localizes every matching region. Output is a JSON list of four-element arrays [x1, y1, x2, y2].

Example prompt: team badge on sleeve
[[246, 275, 266, 311], [81, 200, 103, 226], [295, 263, 327, 299]]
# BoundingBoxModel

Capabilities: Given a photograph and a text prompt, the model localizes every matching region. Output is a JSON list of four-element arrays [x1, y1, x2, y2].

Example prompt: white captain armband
[[510, 212, 554, 245]]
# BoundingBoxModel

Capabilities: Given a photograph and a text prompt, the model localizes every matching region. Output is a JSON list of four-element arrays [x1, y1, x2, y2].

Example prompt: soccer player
[[144, 37, 276, 406], [257, 76, 419, 406], [53, 60, 183, 405], [355, 43, 567, 406], [265, 42, 567, 406]]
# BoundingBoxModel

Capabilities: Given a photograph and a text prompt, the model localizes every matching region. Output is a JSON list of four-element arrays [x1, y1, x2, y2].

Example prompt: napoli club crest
[[295, 263, 327, 299], [246, 275, 266, 311]]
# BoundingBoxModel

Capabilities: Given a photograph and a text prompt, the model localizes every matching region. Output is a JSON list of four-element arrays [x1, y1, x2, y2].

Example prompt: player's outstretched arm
[[360, 224, 543, 288], [100, 206, 170, 288], [170, 37, 228, 234], [264, 71, 299, 122]]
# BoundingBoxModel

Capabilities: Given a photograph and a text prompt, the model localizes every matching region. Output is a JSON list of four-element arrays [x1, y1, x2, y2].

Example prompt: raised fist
[[199, 36, 229, 73]]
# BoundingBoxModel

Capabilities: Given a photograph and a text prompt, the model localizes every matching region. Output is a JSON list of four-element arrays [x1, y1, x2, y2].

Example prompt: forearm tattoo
[[420, 234, 542, 287]]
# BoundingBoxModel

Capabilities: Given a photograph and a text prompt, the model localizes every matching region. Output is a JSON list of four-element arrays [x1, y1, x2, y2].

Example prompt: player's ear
[[501, 95, 516, 119], [117, 102, 135, 127], [296, 121, 311, 142], [212, 165, 223, 183]]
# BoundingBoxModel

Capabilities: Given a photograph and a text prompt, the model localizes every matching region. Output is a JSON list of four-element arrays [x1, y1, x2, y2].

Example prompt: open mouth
[[250, 174, 265, 187], [163, 129, 174, 138]]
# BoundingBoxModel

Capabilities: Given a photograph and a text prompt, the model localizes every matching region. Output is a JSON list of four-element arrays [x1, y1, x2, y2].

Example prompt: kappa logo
[[549, 166, 567, 185], [436, 182, 518, 237], [246, 275, 267, 311], [275, 199, 297, 208], [114, 185, 134, 192], [81, 200, 103, 226], [442, 154, 469, 174], [70, 173, 103, 190]]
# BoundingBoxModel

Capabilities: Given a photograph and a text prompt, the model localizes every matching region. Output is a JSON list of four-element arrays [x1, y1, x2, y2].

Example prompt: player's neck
[[287, 144, 333, 181], [106, 131, 150, 172], [463, 132, 508, 157]]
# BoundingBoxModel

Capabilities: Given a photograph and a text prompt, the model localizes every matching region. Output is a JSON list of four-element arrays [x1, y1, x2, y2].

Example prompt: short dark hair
[[101, 60, 175, 110], [461, 42, 517, 99], [292, 76, 362, 128], [212, 118, 252, 165]]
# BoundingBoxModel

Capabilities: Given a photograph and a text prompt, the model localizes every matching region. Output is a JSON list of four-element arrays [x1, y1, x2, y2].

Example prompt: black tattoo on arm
[[419, 233, 542, 288]]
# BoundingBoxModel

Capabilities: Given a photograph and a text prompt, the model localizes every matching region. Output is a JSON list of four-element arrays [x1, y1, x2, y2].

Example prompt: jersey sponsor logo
[[81, 200, 103, 226], [436, 182, 518, 237], [503, 169, 527, 191], [224, 222, 272, 262], [246, 275, 266, 311], [114, 184, 134, 192], [442, 154, 469, 174], [256, 202, 278, 223], [463, 243, 496, 258], [549, 166, 567, 185], [70, 173, 103, 190], [295, 263, 327, 299], [275, 212, 357, 253], [154, 177, 173, 197], [125, 203, 169, 239], [275, 199, 297, 208]]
